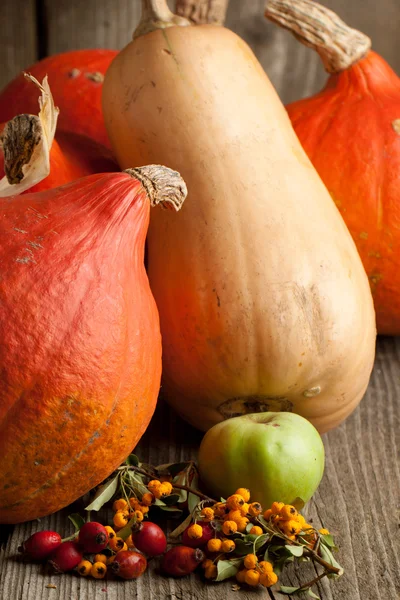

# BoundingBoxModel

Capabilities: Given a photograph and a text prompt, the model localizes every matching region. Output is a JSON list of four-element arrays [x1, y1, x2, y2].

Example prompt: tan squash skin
[[103, 24, 376, 433]]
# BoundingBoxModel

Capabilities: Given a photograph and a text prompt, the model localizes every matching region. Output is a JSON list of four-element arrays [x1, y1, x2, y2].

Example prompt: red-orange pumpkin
[[0, 76, 117, 196], [0, 49, 117, 148], [266, 0, 400, 335], [0, 165, 186, 524]]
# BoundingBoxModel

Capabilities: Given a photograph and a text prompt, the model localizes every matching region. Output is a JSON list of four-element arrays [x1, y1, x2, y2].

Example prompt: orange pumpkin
[[266, 0, 400, 335], [0, 76, 117, 197], [0, 49, 117, 149], [0, 165, 186, 524]]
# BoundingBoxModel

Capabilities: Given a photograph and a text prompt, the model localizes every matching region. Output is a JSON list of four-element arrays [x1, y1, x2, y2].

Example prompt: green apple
[[198, 412, 324, 509]]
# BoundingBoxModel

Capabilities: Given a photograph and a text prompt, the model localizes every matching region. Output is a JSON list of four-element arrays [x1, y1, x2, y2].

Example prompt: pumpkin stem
[[134, 0, 191, 40], [265, 0, 372, 73], [126, 165, 187, 211], [0, 74, 59, 198], [175, 0, 229, 25]]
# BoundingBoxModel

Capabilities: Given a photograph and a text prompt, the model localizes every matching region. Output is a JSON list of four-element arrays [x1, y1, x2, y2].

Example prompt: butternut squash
[[102, 0, 376, 433]]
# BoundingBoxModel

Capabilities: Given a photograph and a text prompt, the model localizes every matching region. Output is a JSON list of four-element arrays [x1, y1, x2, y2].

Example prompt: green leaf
[[126, 471, 148, 496], [159, 506, 183, 515], [319, 534, 337, 550], [215, 558, 243, 582], [233, 539, 253, 556], [170, 512, 192, 538], [117, 517, 136, 541], [307, 589, 320, 599], [68, 513, 85, 532], [187, 472, 200, 513], [319, 545, 344, 577], [292, 497, 305, 510], [84, 473, 119, 511], [279, 585, 301, 595], [125, 454, 140, 466], [172, 469, 188, 503], [154, 497, 166, 506], [156, 461, 193, 477], [162, 494, 181, 506], [285, 544, 304, 557]]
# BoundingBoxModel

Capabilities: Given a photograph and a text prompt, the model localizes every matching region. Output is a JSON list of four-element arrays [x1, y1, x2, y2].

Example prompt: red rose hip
[[78, 521, 108, 553], [111, 550, 147, 579], [18, 530, 62, 560], [132, 521, 167, 556], [48, 541, 83, 573], [161, 546, 204, 577]]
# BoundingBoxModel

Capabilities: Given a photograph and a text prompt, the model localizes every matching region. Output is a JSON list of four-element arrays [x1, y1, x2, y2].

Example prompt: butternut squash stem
[[175, 0, 230, 25], [133, 0, 191, 39], [126, 165, 187, 211], [264, 0, 371, 73]]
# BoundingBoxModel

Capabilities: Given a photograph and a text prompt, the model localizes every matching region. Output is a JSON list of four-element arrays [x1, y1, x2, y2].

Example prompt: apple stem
[[122, 464, 217, 503]]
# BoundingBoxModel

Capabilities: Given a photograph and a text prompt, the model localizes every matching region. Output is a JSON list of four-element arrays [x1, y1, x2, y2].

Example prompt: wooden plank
[[44, 0, 142, 54], [1, 337, 399, 599], [0, 0, 37, 91]]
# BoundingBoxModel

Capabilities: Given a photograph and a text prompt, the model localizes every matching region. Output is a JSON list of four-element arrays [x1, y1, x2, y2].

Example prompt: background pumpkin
[[102, 0, 376, 435], [0, 49, 117, 148], [266, 0, 400, 335], [0, 165, 186, 524]]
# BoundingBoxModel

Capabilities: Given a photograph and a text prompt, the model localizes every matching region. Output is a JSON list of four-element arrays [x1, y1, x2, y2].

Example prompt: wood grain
[[1, 338, 399, 599], [0, 0, 37, 91]]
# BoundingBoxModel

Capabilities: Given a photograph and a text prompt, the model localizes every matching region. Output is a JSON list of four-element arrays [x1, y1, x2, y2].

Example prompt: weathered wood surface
[[0, 337, 399, 599], [1, 0, 400, 100], [1, 0, 400, 598]]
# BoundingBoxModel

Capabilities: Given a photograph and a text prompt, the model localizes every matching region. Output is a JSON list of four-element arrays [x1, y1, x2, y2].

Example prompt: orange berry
[[187, 524, 203, 539], [76, 560, 92, 576], [263, 508, 273, 520], [94, 554, 107, 564], [161, 481, 173, 495], [221, 538, 235, 553], [113, 498, 128, 512], [243, 553, 258, 569], [236, 517, 249, 532], [201, 507, 215, 522], [125, 534, 135, 548], [280, 519, 302, 536], [222, 520, 238, 535], [234, 488, 250, 502], [249, 525, 263, 536], [213, 502, 228, 517], [207, 538, 222, 552], [108, 536, 126, 552], [113, 510, 129, 529], [226, 494, 245, 511], [239, 502, 249, 516], [271, 501, 285, 514], [259, 560, 273, 573], [319, 528, 330, 535], [260, 570, 278, 587], [248, 502, 262, 517], [225, 509, 242, 523], [91, 562, 107, 579], [129, 496, 140, 509], [244, 569, 260, 586], [138, 504, 149, 515], [141, 492, 154, 506], [134, 510, 144, 523], [204, 564, 218, 579], [105, 525, 116, 540], [147, 480, 162, 493], [202, 558, 213, 569], [236, 569, 247, 583], [280, 505, 298, 521]]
